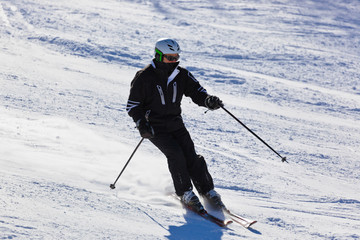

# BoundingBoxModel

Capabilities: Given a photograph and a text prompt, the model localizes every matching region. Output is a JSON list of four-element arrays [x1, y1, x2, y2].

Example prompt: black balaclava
[[153, 59, 179, 82]]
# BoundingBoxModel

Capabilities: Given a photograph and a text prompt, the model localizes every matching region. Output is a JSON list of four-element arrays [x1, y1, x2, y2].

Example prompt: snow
[[1, 0, 360, 239]]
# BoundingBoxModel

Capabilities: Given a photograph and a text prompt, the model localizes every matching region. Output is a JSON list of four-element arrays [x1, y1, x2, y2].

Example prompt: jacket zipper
[[156, 85, 165, 105], [172, 82, 177, 103], [145, 110, 151, 121]]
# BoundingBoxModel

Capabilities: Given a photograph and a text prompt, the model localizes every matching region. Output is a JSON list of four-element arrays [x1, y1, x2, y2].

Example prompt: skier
[[126, 38, 224, 212]]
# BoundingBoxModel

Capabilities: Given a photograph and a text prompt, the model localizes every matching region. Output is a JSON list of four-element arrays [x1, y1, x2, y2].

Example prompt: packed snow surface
[[1, 0, 360, 239]]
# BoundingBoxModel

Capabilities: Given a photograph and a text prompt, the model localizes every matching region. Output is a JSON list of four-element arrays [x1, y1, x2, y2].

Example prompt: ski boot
[[203, 189, 226, 210], [181, 190, 204, 212]]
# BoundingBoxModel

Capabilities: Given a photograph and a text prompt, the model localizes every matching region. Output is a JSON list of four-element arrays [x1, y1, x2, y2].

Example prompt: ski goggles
[[164, 54, 180, 62]]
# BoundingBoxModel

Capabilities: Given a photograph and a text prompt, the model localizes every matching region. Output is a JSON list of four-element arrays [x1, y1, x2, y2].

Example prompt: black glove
[[205, 95, 223, 110], [136, 119, 155, 139]]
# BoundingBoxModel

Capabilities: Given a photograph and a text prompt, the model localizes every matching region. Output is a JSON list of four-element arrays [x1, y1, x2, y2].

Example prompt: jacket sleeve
[[126, 71, 146, 122], [183, 69, 208, 107]]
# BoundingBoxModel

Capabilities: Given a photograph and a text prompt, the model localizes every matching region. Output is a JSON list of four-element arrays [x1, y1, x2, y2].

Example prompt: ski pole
[[220, 105, 288, 163], [110, 137, 145, 189]]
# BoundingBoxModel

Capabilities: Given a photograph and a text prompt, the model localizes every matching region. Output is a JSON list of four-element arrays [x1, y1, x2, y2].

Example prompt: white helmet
[[155, 38, 181, 62]]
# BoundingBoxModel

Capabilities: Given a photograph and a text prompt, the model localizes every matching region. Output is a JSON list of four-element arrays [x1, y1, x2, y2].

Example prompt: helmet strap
[[155, 48, 163, 62]]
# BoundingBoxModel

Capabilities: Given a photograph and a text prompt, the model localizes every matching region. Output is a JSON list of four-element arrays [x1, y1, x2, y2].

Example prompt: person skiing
[[126, 38, 224, 212]]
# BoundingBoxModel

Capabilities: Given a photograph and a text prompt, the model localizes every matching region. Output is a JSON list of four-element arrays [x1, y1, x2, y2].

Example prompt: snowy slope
[[1, 0, 360, 239]]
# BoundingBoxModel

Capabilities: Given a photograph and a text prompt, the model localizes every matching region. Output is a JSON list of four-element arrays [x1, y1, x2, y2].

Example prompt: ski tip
[[216, 219, 233, 228], [226, 220, 233, 226], [245, 220, 257, 228]]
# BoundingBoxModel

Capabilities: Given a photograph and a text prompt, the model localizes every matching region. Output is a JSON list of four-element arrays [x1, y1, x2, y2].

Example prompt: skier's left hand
[[205, 95, 223, 110], [136, 119, 155, 139]]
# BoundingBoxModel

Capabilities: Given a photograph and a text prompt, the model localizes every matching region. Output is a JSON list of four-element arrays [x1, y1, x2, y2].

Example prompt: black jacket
[[127, 60, 208, 133]]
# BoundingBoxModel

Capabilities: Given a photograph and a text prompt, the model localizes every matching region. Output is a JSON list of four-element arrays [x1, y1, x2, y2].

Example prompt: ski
[[223, 209, 257, 228], [200, 195, 257, 229], [173, 195, 232, 227], [184, 204, 233, 228]]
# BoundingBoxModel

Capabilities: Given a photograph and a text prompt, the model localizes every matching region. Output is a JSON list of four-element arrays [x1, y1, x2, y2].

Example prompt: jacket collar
[[151, 60, 180, 86]]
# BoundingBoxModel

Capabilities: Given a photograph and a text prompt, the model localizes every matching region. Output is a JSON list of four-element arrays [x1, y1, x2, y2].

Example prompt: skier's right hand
[[136, 119, 155, 139], [205, 95, 223, 110]]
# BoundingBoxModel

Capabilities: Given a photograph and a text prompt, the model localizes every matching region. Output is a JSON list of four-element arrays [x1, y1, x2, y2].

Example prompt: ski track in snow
[[1, 0, 360, 239]]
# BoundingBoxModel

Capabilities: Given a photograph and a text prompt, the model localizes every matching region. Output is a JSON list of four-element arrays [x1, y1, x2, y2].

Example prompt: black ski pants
[[150, 126, 214, 196]]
